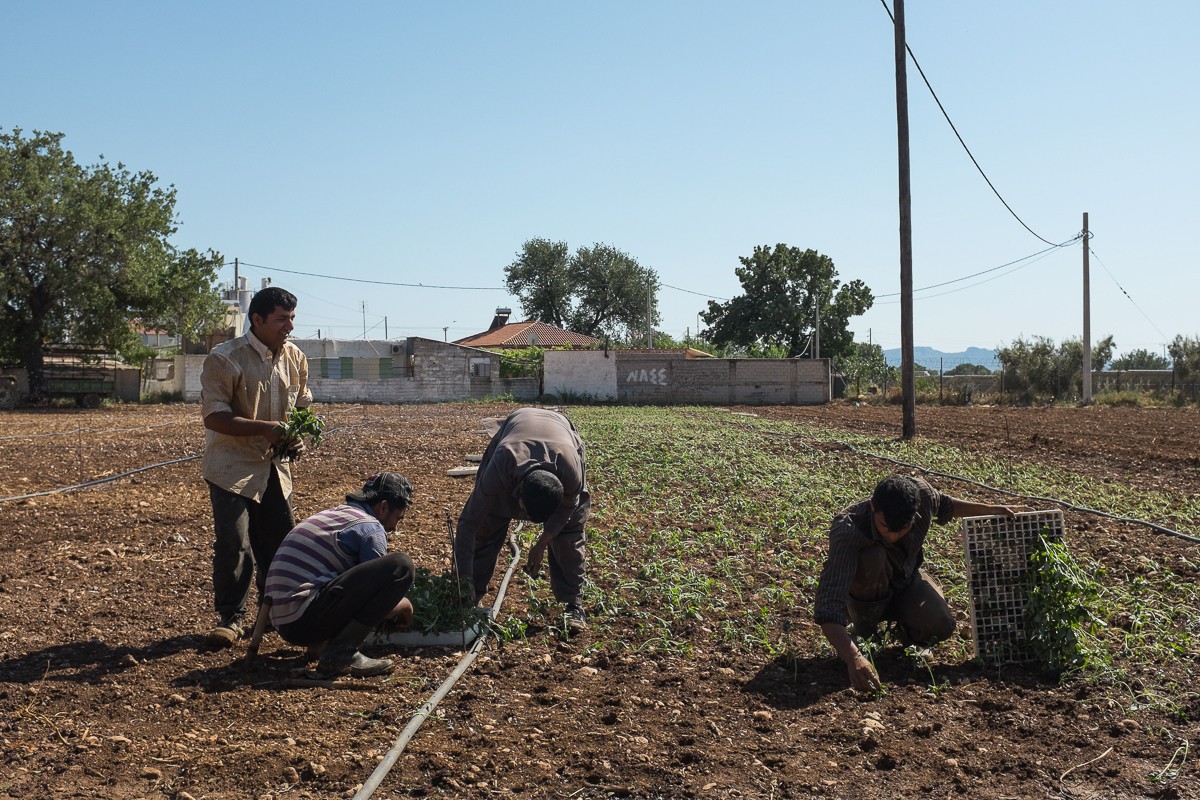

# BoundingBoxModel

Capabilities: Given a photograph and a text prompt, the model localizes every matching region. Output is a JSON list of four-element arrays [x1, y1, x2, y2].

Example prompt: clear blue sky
[[5, 2, 1196, 357]]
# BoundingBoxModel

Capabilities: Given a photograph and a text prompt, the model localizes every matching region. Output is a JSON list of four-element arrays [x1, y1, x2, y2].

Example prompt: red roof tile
[[454, 321, 600, 349]]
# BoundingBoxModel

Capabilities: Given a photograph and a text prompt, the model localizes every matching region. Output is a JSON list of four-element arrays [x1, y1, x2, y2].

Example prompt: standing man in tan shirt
[[200, 286, 313, 647]]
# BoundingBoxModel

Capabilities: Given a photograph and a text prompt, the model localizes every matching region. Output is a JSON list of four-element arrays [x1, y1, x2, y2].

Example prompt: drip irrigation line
[[0, 418, 373, 505], [0, 455, 201, 504], [0, 421, 184, 441], [820, 436, 1200, 545], [716, 412, 1200, 545], [354, 528, 524, 800]]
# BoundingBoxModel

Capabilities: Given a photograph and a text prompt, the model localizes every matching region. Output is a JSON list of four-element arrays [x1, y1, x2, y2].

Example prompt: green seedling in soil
[[269, 406, 325, 461], [905, 645, 948, 698], [406, 568, 487, 634], [1148, 738, 1189, 784], [488, 616, 529, 645]]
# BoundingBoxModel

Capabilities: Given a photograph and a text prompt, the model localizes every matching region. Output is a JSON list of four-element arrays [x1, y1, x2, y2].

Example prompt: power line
[[874, 238, 1078, 298], [660, 282, 728, 302], [879, 0, 1059, 246], [873, 245, 1065, 304], [1088, 244, 1169, 342], [239, 261, 504, 291]]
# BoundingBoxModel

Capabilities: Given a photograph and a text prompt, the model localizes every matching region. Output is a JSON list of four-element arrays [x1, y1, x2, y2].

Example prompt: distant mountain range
[[883, 347, 1000, 371]]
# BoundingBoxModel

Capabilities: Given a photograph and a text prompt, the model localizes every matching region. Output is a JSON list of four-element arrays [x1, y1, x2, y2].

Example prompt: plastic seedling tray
[[962, 510, 1064, 666], [364, 608, 493, 649]]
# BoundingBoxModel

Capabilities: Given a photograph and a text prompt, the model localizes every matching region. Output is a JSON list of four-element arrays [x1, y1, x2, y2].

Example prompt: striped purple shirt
[[265, 503, 386, 626]]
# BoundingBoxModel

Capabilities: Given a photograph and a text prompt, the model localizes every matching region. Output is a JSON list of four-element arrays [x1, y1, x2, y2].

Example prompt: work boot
[[207, 614, 245, 648], [563, 603, 588, 634], [316, 620, 394, 678]]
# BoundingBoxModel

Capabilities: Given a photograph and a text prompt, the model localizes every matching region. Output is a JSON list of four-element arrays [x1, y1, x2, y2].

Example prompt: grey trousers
[[207, 466, 294, 619], [847, 544, 956, 646], [467, 490, 590, 606]]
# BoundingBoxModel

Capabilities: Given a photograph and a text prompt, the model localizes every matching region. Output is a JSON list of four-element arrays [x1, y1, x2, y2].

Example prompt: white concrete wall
[[544, 350, 618, 401]]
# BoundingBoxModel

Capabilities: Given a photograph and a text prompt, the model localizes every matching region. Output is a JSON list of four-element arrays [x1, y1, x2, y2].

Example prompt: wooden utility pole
[[894, 0, 916, 439], [1081, 212, 1092, 404]]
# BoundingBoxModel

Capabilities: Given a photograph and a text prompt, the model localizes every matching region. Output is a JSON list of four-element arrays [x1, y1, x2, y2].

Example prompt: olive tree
[[0, 128, 225, 395]]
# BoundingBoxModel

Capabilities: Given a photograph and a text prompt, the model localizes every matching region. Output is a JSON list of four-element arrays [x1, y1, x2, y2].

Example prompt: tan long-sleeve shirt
[[200, 330, 312, 502]]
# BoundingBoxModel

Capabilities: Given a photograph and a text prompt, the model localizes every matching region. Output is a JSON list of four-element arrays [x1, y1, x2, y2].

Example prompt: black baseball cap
[[346, 472, 414, 508]]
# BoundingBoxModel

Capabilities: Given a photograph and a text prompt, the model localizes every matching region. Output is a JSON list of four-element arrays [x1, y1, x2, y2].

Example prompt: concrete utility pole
[[1082, 212, 1092, 404], [814, 293, 821, 359], [646, 277, 654, 349], [894, 0, 916, 439]]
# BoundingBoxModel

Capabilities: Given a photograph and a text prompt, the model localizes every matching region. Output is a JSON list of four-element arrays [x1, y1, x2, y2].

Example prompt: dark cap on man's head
[[346, 472, 414, 509]]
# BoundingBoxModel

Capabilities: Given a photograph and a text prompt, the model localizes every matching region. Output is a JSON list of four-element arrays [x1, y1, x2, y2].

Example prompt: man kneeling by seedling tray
[[814, 475, 1029, 692], [264, 472, 417, 679]]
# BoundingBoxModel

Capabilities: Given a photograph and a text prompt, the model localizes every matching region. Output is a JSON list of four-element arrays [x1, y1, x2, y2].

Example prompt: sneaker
[[563, 603, 589, 634], [207, 615, 245, 648]]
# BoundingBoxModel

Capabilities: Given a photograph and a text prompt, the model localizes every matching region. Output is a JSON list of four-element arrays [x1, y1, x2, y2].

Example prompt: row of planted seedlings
[[510, 406, 1198, 722]]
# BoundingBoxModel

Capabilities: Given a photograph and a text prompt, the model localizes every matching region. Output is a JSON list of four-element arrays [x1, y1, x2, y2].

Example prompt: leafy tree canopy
[[0, 128, 225, 393], [504, 239, 659, 342], [839, 341, 893, 386], [1168, 335, 1200, 380], [946, 363, 992, 376], [1110, 348, 1169, 371], [997, 334, 1115, 400], [700, 244, 872, 360]]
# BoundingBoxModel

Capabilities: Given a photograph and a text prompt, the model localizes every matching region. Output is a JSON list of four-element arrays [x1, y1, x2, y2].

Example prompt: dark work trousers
[[277, 552, 415, 647], [847, 544, 956, 646], [208, 465, 294, 619], [468, 490, 590, 606]]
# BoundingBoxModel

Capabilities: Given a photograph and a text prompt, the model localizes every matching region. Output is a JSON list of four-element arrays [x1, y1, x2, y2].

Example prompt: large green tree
[[502, 238, 572, 329], [1110, 348, 1169, 371], [504, 239, 658, 341], [700, 244, 872, 360], [0, 129, 225, 395]]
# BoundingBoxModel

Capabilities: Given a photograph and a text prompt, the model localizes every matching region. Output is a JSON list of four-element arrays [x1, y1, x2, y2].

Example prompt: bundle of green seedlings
[[268, 406, 325, 461], [406, 567, 489, 634], [1024, 532, 1102, 675]]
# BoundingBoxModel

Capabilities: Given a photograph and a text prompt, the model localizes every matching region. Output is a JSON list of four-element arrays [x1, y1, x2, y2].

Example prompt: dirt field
[[0, 401, 1197, 800]]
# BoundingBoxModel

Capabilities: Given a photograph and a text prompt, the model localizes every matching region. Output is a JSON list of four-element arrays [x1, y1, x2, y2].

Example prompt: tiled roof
[[454, 321, 600, 349]]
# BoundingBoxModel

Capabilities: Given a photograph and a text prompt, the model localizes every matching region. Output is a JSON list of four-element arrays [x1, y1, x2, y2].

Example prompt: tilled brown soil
[[0, 401, 1197, 800]]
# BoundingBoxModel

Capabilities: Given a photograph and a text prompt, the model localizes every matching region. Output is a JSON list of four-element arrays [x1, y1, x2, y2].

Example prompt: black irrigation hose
[[353, 530, 523, 800], [0, 455, 202, 504], [800, 432, 1200, 546], [0, 420, 184, 441], [0, 420, 374, 505], [716, 411, 1200, 546]]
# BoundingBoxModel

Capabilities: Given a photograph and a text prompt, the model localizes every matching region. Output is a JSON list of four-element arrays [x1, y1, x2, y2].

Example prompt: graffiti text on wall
[[626, 368, 668, 386]]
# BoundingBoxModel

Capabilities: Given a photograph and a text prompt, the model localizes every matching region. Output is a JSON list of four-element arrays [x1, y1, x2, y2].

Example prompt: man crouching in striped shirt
[[265, 472, 416, 679]]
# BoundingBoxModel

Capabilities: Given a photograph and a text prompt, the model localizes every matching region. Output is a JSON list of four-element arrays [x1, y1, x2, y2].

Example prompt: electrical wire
[[872, 244, 1065, 305], [874, 238, 1078, 299], [1088, 246, 1170, 343], [878, 0, 1059, 246], [660, 282, 729, 302], [239, 261, 505, 291]]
